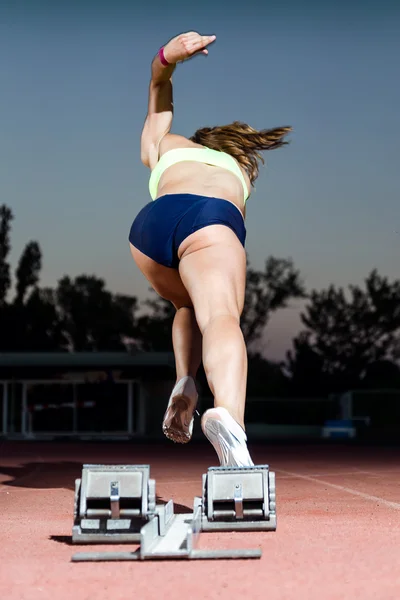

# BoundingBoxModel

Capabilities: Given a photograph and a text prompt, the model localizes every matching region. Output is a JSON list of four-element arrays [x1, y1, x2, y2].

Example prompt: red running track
[[0, 441, 400, 600]]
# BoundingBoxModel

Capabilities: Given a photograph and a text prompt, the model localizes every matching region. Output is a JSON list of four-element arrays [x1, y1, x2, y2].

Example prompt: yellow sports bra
[[148, 147, 250, 203]]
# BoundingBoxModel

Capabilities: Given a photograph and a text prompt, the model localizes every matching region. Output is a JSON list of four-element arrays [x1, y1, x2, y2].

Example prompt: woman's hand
[[163, 31, 216, 64]]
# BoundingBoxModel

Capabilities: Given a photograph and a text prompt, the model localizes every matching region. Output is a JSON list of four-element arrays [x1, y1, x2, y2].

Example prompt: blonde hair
[[190, 121, 292, 185]]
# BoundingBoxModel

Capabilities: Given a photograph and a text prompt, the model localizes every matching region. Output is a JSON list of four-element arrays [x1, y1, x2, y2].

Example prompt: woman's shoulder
[[158, 133, 202, 156]]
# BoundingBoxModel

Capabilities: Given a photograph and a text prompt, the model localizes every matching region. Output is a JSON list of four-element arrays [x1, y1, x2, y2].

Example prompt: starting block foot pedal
[[72, 464, 156, 544], [200, 465, 276, 531]]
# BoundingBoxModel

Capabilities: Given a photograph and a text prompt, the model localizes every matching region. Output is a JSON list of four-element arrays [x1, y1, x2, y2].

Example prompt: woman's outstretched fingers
[[200, 35, 216, 54], [196, 34, 216, 50], [183, 33, 216, 56], [203, 34, 216, 45]]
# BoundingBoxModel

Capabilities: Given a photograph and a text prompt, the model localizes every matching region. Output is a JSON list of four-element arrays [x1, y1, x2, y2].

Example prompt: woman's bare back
[[155, 134, 251, 216]]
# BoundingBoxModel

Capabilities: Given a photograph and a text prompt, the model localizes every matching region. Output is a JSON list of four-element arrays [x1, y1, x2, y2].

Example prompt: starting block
[[71, 464, 276, 562], [72, 464, 156, 543], [201, 466, 276, 531]]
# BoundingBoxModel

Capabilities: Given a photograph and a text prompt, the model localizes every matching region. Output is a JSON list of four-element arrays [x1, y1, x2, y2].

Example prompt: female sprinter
[[129, 31, 291, 466]]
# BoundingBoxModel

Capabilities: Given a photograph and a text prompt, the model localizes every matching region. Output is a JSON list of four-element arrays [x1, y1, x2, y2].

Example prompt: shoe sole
[[162, 394, 194, 444], [203, 416, 253, 467]]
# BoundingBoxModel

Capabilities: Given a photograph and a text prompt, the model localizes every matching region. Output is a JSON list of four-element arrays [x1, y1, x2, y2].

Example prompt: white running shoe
[[201, 407, 254, 467], [162, 376, 198, 444]]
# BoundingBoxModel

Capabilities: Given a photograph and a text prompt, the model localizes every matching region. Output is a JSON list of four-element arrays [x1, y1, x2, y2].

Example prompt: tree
[[247, 351, 291, 397], [134, 295, 175, 352], [21, 288, 68, 351], [0, 205, 13, 304], [0, 205, 139, 352], [242, 256, 306, 348], [287, 270, 400, 393], [361, 359, 400, 389], [56, 275, 138, 351], [285, 331, 328, 396], [0, 206, 64, 350], [15, 241, 42, 304]]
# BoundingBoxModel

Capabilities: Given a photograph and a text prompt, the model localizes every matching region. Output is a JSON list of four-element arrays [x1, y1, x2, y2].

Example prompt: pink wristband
[[158, 47, 170, 66]]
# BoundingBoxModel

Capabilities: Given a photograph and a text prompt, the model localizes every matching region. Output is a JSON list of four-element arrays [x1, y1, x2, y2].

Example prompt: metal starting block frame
[[71, 464, 276, 562], [201, 465, 276, 531], [72, 464, 156, 543]]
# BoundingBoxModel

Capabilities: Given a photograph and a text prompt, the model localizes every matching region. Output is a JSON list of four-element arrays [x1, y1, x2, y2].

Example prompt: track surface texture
[[1, 441, 400, 600]]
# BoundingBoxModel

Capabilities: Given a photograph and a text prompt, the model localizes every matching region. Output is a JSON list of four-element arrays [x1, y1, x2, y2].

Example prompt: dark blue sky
[[1, 0, 399, 358]]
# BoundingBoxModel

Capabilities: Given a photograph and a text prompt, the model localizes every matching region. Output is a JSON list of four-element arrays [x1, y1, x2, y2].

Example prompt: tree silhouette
[[0, 206, 62, 350], [287, 270, 400, 392], [0, 206, 139, 352], [361, 359, 400, 389], [56, 275, 138, 351], [15, 241, 42, 304], [285, 331, 328, 396], [0, 205, 13, 304], [247, 351, 291, 397], [21, 288, 68, 351], [243, 256, 306, 347], [134, 295, 175, 352]]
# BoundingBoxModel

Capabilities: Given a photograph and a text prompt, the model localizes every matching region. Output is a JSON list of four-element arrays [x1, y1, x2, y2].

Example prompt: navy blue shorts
[[129, 193, 246, 268]]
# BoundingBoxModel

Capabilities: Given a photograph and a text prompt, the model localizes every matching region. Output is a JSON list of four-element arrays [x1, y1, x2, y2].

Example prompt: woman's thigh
[[129, 243, 192, 309], [177, 225, 247, 332]]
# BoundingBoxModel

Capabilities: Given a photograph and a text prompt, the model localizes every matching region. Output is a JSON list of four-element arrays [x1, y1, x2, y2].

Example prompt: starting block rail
[[71, 463, 276, 562]]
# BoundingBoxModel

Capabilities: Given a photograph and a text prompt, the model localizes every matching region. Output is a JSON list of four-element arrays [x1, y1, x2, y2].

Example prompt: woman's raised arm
[[140, 32, 216, 168]]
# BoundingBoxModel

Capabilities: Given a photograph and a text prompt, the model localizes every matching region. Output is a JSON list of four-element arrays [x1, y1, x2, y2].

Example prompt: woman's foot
[[201, 407, 254, 467], [162, 376, 198, 444]]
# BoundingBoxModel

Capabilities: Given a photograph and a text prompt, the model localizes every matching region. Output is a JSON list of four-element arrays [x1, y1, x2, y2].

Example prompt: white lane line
[[276, 468, 400, 510], [277, 470, 387, 479], [351, 468, 400, 476]]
